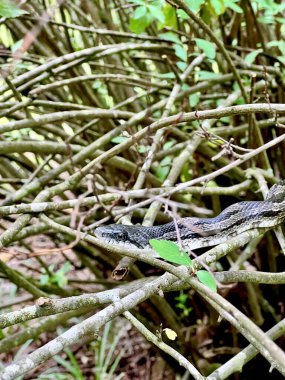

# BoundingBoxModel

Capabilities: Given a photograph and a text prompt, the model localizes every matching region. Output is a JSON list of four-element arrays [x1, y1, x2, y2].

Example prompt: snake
[[94, 181, 285, 250]]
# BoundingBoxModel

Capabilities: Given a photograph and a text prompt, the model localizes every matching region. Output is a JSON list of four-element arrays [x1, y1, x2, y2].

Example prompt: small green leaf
[[174, 44, 188, 62], [189, 92, 200, 108], [195, 38, 216, 59], [176, 9, 189, 20], [148, 5, 165, 23], [184, 0, 204, 12], [162, 3, 177, 29], [156, 156, 171, 180], [159, 32, 181, 44], [155, 155, 171, 180], [210, 0, 225, 16], [129, 15, 152, 33], [0, 0, 28, 18], [138, 145, 149, 153], [225, 0, 243, 13], [11, 39, 23, 53], [111, 136, 129, 144], [244, 49, 263, 64], [133, 5, 147, 20], [149, 239, 193, 266], [177, 61, 187, 71], [163, 140, 176, 150], [196, 270, 217, 292]]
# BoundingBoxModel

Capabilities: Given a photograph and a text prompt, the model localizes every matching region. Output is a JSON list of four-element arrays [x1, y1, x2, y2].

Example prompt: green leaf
[[156, 156, 171, 181], [225, 0, 243, 13], [196, 270, 217, 292], [184, 0, 204, 12], [148, 5, 165, 23], [111, 136, 129, 144], [174, 44, 187, 62], [176, 9, 189, 20], [0, 0, 28, 18], [133, 5, 147, 20], [180, 161, 192, 182], [163, 140, 176, 149], [159, 32, 181, 44], [189, 92, 200, 108], [210, 0, 225, 16], [195, 38, 216, 59], [163, 3, 177, 29], [11, 39, 23, 53], [244, 49, 263, 64], [129, 15, 152, 33], [175, 291, 188, 304], [149, 239, 193, 266], [138, 145, 149, 153], [177, 61, 187, 71]]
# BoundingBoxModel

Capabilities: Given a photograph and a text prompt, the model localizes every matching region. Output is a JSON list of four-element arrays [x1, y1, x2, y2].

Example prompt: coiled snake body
[[95, 182, 285, 250]]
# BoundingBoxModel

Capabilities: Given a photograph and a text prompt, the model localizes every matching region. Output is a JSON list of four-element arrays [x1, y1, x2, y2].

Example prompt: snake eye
[[115, 232, 125, 240]]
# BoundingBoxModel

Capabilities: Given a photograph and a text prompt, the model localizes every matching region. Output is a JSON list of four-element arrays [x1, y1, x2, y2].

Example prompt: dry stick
[[22, 16, 169, 42], [1, 269, 284, 330], [113, 129, 285, 218], [109, 104, 275, 270], [207, 319, 285, 379], [0, 104, 284, 251], [0, 112, 136, 206], [5, 42, 172, 102], [0, 42, 170, 98], [124, 311, 205, 380], [0, 74, 236, 206], [0, 308, 91, 354], [0, 258, 48, 298], [9, 216, 285, 379], [0, 181, 252, 217], [0, 278, 155, 329], [27, 217, 84, 258], [191, 279, 285, 377], [172, 0, 247, 102], [171, 1, 272, 169], [0, 109, 134, 135], [215, 271, 285, 284], [1, 0, 64, 81], [141, 84, 261, 227], [29, 73, 170, 96], [0, 272, 179, 380], [41, 214, 285, 368], [114, 54, 206, 278]]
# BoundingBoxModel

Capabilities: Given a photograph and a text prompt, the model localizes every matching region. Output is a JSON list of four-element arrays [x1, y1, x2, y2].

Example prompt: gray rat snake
[[95, 181, 285, 250]]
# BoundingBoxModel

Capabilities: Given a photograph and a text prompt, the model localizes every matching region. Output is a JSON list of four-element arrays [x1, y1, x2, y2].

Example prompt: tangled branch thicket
[[0, 0, 285, 379]]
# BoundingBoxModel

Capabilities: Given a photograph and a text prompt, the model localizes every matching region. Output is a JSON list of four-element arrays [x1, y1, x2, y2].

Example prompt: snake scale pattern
[[95, 181, 285, 250]]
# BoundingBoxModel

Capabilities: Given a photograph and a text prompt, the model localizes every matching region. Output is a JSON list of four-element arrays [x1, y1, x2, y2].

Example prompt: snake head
[[94, 224, 149, 249], [265, 181, 285, 203]]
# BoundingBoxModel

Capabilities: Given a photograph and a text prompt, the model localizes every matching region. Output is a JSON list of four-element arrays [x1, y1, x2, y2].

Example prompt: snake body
[[95, 182, 285, 250]]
